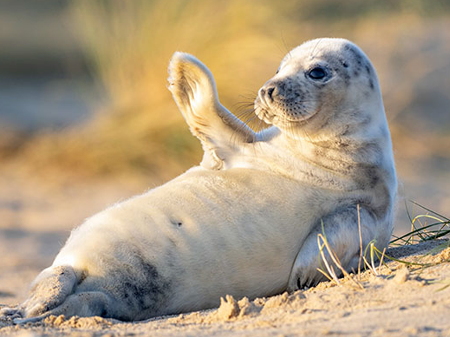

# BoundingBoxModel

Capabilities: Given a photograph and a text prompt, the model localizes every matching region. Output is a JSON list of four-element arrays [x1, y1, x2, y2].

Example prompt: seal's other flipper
[[168, 52, 255, 169], [287, 206, 388, 290]]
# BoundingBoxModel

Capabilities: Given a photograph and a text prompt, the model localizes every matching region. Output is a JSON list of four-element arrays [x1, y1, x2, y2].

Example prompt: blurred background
[[0, 0, 449, 302]]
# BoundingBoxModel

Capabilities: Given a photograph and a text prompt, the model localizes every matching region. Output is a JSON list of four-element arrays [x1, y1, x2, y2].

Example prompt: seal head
[[255, 38, 382, 138]]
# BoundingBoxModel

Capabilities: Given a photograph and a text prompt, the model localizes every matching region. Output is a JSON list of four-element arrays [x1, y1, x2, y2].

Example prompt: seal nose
[[266, 86, 275, 99], [259, 85, 276, 102]]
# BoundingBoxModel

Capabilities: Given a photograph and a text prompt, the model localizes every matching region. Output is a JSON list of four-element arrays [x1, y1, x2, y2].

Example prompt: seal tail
[[1, 265, 117, 323]]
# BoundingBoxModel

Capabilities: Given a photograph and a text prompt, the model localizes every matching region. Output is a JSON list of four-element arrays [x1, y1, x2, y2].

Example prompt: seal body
[[2, 38, 397, 322], [168, 38, 397, 289], [5, 168, 339, 322], [50, 168, 328, 320]]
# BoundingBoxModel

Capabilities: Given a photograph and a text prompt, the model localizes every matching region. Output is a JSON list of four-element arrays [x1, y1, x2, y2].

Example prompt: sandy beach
[[1, 3, 450, 336], [0, 165, 449, 337], [1, 236, 449, 336]]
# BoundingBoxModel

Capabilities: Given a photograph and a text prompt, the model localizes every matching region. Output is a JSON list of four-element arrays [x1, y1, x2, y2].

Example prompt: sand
[[1, 167, 449, 336]]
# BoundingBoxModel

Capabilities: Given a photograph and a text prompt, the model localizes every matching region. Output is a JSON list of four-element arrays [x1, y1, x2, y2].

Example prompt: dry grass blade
[[378, 247, 386, 273], [362, 241, 376, 275], [317, 233, 340, 285], [316, 268, 335, 283], [409, 200, 450, 222], [435, 280, 450, 292], [357, 204, 363, 279], [316, 232, 364, 289], [373, 246, 433, 268], [390, 222, 449, 245], [390, 201, 450, 246]]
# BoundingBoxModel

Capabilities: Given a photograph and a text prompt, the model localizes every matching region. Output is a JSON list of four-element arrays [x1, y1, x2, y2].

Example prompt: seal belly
[[54, 167, 314, 319]]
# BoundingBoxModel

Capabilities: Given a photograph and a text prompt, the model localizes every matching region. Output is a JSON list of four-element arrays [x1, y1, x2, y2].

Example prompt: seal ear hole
[[170, 220, 183, 227]]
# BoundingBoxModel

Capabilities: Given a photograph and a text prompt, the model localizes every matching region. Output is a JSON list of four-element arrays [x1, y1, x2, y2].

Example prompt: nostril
[[267, 87, 275, 99]]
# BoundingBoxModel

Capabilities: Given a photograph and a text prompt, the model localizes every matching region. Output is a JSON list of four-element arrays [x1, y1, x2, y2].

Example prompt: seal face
[[255, 39, 380, 137], [1, 38, 397, 323]]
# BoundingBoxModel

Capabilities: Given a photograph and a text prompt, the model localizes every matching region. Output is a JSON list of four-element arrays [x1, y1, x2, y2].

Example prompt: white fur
[[2, 38, 396, 322], [169, 38, 397, 290]]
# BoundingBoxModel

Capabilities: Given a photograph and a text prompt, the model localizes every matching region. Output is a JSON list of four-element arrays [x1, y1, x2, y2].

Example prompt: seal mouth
[[254, 94, 315, 126], [254, 99, 274, 124]]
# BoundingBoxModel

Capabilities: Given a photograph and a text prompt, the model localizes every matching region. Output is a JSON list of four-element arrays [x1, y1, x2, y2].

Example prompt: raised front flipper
[[168, 52, 255, 169]]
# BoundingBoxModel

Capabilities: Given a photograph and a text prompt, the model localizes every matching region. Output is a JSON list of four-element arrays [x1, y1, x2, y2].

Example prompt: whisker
[[234, 107, 255, 120], [232, 99, 271, 142], [227, 102, 260, 144], [237, 92, 257, 101], [233, 103, 255, 113], [281, 31, 292, 58], [310, 38, 323, 59]]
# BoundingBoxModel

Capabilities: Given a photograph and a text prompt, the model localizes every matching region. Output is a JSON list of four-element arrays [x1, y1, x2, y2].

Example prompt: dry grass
[[316, 201, 450, 289], [391, 201, 450, 245], [2, 1, 450, 183], [6, 0, 295, 180]]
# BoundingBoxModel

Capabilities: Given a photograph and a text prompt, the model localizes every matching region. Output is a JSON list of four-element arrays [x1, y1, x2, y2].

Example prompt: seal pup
[[169, 38, 397, 290], [1, 38, 396, 322]]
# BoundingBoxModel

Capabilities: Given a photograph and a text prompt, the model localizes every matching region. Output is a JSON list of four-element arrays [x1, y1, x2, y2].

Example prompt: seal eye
[[308, 67, 327, 80]]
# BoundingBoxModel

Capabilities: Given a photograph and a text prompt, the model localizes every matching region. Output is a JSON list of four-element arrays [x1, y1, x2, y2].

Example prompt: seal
[[168, 37, 397, 290], [1, 38, 396, 323]]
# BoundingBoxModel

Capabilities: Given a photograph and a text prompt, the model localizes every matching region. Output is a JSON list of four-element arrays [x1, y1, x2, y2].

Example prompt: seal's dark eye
[[308, 67, 327, 80]]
